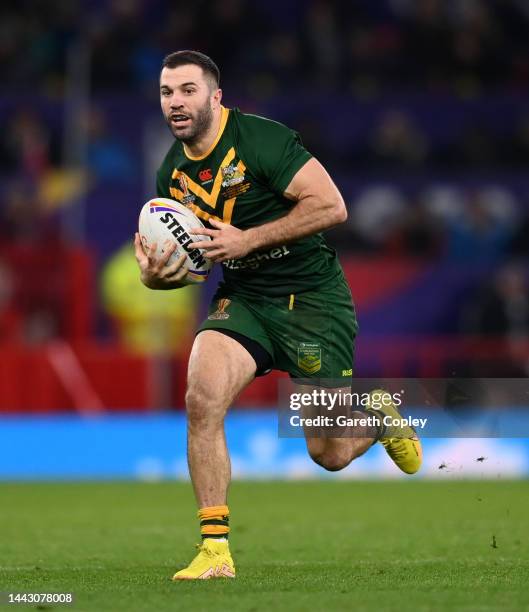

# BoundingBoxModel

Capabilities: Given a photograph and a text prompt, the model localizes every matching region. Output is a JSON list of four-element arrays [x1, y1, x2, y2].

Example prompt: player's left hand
[[189, 219, 253, 262]]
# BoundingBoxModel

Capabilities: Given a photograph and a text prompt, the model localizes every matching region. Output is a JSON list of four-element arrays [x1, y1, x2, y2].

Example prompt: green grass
[[0, 481, 528, 611]]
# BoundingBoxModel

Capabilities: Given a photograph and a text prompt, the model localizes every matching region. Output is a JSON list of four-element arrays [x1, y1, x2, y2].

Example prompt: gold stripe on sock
[[200, 524, 230, 536], [197, 505, 229, 520]]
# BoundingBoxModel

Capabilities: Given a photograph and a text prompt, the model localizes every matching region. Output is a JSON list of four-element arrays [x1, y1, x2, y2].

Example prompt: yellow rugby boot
[[369, 390, 423, 475], [172, 539, 235, 580], [380, 435, 422, 474]]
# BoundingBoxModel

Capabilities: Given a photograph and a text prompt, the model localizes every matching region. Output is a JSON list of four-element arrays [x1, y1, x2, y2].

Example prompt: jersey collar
[[183, 105, 230, 161]]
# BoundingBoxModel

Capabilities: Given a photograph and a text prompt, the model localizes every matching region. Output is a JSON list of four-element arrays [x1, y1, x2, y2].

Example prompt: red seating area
[[1, 245, 524, 413]]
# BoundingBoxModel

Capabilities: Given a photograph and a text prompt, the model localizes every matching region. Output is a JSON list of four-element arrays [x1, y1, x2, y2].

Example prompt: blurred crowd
[[338, 184, 525, 259], [2, 0, 529, 95], [4, 98, 529, 265], [1, 0, 529, 363]]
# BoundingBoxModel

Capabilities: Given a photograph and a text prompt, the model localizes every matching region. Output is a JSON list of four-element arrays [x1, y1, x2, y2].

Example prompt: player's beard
[[167, 100, 213, 145]]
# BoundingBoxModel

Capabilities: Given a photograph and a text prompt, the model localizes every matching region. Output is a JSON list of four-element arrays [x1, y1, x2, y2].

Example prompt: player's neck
[[183, 106, 224, 159]]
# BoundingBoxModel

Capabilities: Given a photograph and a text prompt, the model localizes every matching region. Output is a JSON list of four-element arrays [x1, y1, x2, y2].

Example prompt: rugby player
[[134, 50, 422, 580]]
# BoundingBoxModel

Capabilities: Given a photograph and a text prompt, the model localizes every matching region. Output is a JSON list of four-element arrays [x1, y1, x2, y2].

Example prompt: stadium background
[[1, 0, 529, 480]]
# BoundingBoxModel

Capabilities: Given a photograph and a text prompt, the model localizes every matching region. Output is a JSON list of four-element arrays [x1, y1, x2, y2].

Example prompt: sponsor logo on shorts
[[208, 298, 231, 321], [297, 342, 321, 374], [342, 368, 353, 376]]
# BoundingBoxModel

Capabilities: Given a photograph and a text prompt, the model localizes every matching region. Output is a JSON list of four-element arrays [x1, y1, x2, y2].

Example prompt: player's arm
[[133, 233, 189, 290], [247, 157, 347, 249], [189, 158, 346, 262]]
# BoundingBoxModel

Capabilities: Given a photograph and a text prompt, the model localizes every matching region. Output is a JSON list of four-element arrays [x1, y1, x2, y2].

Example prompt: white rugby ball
[[138, 198, 212, 284]]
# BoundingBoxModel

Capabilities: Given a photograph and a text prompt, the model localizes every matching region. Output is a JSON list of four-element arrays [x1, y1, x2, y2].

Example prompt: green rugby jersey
[[156, 106, 344, 297]]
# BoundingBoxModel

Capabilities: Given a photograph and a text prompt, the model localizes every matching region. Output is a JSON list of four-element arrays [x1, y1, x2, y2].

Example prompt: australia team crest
[[297, 342, 322, 374]]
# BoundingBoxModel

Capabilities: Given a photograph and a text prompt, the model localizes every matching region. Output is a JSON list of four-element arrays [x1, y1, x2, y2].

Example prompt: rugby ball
[[138, 198, 212, 284]]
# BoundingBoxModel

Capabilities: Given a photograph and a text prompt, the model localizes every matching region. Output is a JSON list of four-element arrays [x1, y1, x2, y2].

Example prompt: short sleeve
[[244, 116, 313, 195]]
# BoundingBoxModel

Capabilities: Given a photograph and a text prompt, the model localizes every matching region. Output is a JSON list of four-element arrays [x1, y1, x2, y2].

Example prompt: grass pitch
[[1, 480, 528, 611]]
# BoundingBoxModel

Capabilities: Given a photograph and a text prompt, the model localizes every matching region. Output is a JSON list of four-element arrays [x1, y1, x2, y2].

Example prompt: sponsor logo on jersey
[[222, 246, 290, 270], [198, 168, 213, 184], [297, 342, 322, 374], [208, 298, 231, 320]]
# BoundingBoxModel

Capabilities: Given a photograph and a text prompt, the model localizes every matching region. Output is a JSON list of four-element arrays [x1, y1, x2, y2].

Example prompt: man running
[[134, 50, 422, 580]]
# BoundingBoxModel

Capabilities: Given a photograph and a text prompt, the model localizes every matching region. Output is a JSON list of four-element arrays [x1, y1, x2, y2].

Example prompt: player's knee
[[309, 450, 350, 472], [185, 386, 224, 430]]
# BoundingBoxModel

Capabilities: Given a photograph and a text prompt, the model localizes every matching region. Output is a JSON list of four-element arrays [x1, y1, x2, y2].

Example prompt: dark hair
[[161, 50, 220, 88]]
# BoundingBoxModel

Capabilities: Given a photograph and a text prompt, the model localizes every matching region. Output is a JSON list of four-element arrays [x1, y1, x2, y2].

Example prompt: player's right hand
[[134, 232, 188, 289]]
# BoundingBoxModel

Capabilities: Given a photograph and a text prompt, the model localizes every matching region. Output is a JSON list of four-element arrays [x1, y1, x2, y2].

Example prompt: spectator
[[0, 109, 57, 179], [81, 107, 137, 183], [0, 181, 60, 244], [461, 263, 529, 375], [366, 110, 429, 168], [443, 191, 514, 263], [101, 242, 200, 357], [467, 263, 529, 338]]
